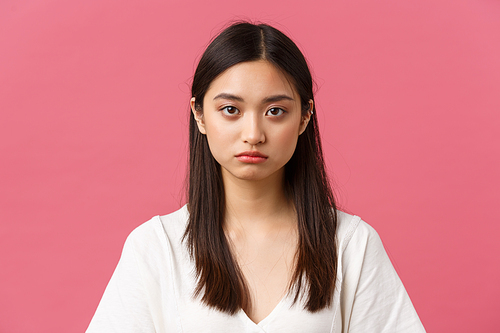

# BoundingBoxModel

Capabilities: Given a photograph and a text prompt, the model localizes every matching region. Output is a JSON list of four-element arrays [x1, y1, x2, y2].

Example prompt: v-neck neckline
[[237, 293, 289, 328]]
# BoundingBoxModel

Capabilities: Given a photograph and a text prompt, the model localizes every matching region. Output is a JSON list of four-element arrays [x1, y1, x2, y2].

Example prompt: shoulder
[[335, 210, 392, 276], [158, 204, 190, 238], [335, 210, 380, 253], [335, 211, 426, 331], [335, 212, 426, 331], [123, 205, 189, 255], [86, 206, 190, 332]]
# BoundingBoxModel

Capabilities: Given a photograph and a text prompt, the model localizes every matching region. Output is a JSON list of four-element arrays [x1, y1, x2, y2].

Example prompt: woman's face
[[191, 60, 311, 183]]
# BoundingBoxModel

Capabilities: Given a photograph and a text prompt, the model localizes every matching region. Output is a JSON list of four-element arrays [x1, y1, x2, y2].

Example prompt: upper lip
[[236, 150, 268, 158]]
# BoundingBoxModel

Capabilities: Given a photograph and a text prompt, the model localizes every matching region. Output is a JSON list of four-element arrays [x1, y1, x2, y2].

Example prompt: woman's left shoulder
[[335, 210, 380, 251], [335, 210, 427, 332]]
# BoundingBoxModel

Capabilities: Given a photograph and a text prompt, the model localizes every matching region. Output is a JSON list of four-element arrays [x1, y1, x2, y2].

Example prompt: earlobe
[[190, 97, 206, 135], [299, 99, 314, 135]]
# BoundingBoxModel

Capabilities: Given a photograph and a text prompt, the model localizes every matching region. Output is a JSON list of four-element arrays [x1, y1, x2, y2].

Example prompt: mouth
[[236, 151, 268, 158], [235, 151, 268, 163]]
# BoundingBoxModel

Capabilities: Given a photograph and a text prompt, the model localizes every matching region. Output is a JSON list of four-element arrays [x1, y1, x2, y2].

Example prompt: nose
[[241, 113, 265, 145]]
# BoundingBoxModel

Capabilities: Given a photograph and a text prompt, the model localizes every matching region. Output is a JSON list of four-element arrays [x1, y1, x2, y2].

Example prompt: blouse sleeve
[[339, 220, 426, 333], [86, 228, 156, 333]]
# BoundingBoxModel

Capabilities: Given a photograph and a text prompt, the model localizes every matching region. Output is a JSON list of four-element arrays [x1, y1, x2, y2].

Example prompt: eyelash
[[220, 106, 286, 117], [220, 106, 240, 116], [266, 108, 286, 117]]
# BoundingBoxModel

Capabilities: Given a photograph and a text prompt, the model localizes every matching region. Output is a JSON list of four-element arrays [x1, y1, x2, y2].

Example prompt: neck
[[222, 168, 295, 235]]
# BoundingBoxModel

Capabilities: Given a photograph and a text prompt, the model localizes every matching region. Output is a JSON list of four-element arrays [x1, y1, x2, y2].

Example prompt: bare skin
[[223, 168, 298, 324]]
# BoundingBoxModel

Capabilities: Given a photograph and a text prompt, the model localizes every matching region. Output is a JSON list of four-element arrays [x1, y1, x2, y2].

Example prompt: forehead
[[204, 60, 298, 100]]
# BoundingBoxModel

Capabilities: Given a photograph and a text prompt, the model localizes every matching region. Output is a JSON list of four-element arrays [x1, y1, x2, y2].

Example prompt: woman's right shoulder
[[124, 204, 189, 251]]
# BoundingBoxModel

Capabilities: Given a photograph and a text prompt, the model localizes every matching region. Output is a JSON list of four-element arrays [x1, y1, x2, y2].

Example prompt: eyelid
[[265, 107, 286, 117], [220, 105, 240, 116]]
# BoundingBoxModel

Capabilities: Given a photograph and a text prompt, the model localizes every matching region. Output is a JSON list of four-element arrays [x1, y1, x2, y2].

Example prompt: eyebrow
[[213, 93, 244, 102], [213, 93, 294, 103]]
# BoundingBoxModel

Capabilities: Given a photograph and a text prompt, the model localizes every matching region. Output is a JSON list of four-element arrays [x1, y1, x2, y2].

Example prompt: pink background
[[1, 0, 499, 332]]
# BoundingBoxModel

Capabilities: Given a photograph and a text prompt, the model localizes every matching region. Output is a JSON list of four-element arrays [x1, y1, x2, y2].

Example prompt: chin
[[235, 169, 284, 183], [222, 168, 266, 182], [235, 172, 265, 181]]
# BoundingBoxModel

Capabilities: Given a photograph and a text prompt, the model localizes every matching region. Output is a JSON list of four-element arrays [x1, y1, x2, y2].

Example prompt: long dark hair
[[185, 22, 338, 314]]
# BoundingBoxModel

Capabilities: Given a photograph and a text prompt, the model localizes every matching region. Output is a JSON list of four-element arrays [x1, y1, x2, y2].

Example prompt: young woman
[[87, 22, 425, 332]]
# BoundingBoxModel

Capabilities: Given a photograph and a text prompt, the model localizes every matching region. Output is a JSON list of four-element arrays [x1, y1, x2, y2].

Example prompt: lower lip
[[236, 155, 267, 164]]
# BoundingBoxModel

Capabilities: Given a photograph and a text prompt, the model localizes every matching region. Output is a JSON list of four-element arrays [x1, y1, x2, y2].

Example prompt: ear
[[299, 99, 314, 135], [190, 97, 206, 135]]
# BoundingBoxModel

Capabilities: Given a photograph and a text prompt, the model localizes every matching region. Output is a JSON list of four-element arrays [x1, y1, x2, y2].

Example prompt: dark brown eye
[[221, 106, 240, 115], [266, 108, 285, 116]]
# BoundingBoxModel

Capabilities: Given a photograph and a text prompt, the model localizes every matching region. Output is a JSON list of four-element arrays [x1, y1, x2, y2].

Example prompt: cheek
[[273, 126, 300, 156], [203, 118, 238, 159]]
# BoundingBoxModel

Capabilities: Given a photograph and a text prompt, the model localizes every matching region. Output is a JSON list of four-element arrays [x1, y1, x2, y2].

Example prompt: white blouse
[[87, 206, 425, 332]]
